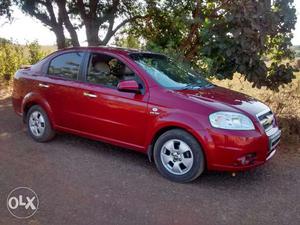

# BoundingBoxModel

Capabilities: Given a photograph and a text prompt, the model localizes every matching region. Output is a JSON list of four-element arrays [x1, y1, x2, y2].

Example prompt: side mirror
[[117, 80, 140, 93]]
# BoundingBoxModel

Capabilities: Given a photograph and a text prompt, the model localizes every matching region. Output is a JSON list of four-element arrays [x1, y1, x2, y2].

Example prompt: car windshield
[[129, 53, 213, 90]]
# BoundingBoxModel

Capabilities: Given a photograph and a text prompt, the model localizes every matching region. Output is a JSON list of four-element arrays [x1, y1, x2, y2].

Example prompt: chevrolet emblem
[[265, 115, 273, 125]]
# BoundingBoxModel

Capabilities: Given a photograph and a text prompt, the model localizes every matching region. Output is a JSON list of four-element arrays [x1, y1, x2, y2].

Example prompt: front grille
[[270, 134, 280, 150], [257, 110, 274, 131], [268, 129, 281, 154], [257, 109, 281, 154]]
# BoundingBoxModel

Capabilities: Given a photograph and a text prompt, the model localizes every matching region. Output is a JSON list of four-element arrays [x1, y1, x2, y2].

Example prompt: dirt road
[[0, 97, 299, 225]]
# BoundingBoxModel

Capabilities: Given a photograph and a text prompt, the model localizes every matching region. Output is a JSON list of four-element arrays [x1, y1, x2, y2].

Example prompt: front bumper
[[203, 126, 281, 172]]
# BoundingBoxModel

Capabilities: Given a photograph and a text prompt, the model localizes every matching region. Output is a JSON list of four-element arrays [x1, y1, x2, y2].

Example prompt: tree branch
[[76, 0, 87, 20], [101, 15, 148, 45], [179, 0, 203, 51], [56, 0, 79, 46]]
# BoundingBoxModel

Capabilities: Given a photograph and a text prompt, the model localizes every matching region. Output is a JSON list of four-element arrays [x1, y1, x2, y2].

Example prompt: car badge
[[150, 107, 160, 115]]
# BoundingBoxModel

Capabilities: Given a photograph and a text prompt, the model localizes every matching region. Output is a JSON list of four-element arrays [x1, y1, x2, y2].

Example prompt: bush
[[0, 39, 47, 82], [0, 39, 26, 82], [27, 40, 46, 65]]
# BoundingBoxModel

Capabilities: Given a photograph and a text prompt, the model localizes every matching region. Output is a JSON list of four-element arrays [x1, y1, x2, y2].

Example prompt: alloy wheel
[[160, 139, 194, 175], [29, 111, 46, 137]]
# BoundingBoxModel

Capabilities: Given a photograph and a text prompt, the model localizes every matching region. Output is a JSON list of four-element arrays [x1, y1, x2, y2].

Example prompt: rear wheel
[[26, 105, 55, 142], [153, 129, 205, 183]]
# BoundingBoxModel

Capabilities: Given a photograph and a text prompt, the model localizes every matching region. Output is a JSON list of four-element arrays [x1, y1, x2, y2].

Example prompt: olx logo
[[7, 187, 39, 219]]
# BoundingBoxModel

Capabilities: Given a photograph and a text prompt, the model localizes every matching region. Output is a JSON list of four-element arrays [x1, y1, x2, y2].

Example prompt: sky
[[0, 2, 300, 46]]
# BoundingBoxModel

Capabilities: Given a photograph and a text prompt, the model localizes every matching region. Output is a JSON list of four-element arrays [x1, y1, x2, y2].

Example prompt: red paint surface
[[12, 47, 280, 172]]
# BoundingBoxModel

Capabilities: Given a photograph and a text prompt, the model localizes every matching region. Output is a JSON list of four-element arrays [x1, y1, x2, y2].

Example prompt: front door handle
[[38, 83, 49, 88], [83, 92, 97, 98]]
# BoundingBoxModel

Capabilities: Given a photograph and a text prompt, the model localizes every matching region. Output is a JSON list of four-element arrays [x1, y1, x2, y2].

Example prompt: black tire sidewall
[[26, 105, 55, 142], [153, 129, 205, 183]]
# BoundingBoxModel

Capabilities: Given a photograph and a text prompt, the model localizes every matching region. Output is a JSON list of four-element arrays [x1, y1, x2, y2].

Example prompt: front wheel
[[26, 105, 55, 142], [153, 129, 205, 183]]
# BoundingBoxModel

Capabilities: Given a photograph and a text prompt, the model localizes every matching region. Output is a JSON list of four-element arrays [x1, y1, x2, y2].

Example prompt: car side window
[[86, 53, 137, 88], [48, 52, 84, 80]]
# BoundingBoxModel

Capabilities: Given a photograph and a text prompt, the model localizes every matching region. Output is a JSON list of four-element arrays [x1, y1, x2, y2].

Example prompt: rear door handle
[[83, 92, 97, 98], [38, 83, 49, 88]]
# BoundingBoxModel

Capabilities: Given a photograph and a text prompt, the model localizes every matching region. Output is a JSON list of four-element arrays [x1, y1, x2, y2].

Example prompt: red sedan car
[[12, 47, 281, 182]]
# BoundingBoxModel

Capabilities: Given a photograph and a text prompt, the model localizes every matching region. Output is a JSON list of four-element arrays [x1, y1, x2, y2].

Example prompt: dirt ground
[[0, 97, 299, 225]]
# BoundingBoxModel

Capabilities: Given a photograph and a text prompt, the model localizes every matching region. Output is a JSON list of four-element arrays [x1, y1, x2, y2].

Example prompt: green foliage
[[1, 0, 298, 90], [114, 33, 141, 49], [27, 40, 46, 64], [10, 0, 145, 48], [0, 0, 11, 18], [0, 38, 47, 82], [0, 39, 26, 82], [129, 0, 297, 90]]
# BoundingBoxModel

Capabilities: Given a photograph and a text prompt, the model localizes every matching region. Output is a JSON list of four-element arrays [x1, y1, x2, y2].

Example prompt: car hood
[[175, 86, 269, 117]]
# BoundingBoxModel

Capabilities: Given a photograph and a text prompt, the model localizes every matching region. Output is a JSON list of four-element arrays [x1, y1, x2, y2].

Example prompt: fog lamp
[[236, 153, 257, 166]]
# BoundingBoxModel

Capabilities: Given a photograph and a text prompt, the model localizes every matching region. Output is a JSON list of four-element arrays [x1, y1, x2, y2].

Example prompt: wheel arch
[[147, 124, 208, 167], [21, 92, 54, 126], [23, 101, 37, 123]]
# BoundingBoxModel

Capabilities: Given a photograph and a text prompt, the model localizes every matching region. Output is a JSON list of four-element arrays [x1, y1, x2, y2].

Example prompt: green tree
[[6, 0, 146, 48], [14, 0, 78, 49], [130, 0, 297, 90], [114, 32, 141, 49], [68, 0, 145, 46], [1, 0, 297, 90]]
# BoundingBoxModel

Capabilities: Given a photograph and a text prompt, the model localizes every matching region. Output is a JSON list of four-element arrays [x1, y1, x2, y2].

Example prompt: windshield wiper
[[181, 83, 214, 90], [204, 83, 214, 88], [181, 84, 203, 90]]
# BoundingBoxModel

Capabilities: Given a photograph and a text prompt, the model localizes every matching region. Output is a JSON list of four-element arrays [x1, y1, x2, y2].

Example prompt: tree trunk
[[53, 26, 66, 49], [56, 0, 80, 47], [65, 22, 80, 47], [179, 1, 202, 53], [85, 21, 100, 46]]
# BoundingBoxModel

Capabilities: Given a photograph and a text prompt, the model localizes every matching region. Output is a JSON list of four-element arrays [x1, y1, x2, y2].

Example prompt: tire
[[26, 105, 55, 142], [153, 129, 205, 183]]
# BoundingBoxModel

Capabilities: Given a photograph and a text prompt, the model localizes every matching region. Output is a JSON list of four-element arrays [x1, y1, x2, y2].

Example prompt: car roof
[[56, 46, 158, 56]]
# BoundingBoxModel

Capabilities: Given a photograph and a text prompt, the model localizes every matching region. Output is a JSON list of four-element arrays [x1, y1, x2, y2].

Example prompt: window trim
[[83, 51, 146, 94], [45, 51, 87, 81]]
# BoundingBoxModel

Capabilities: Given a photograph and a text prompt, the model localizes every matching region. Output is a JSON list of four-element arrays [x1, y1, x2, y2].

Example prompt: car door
[[39, 51, 86, 130], [75, 52, 150, 149]]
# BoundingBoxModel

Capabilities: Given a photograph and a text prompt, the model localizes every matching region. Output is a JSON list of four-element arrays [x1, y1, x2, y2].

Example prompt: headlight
[[209, 111, 255, 130]]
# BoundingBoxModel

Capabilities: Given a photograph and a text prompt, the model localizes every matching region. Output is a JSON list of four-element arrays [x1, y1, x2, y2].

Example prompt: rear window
[[48, 52, 84, 80]]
